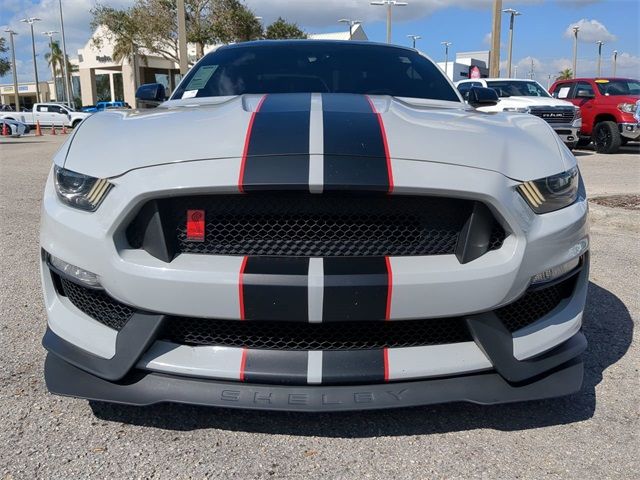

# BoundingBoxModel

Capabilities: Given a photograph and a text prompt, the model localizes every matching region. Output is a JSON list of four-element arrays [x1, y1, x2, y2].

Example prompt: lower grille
[[126, 194, 506, 259], [58, 277, 134, 330], [160, 317, 472, 351], [496, 274, 577, 332]]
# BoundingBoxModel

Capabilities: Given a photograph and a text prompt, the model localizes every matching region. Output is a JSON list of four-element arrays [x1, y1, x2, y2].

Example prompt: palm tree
[[556, 68, 573, 81], [44, 40, 64, 101]]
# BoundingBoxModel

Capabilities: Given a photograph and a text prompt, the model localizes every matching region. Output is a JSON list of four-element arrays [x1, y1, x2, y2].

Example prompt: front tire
[[593, 121, 622, 154], [576, 137, 591, 148], [71, 120, 82, 129]]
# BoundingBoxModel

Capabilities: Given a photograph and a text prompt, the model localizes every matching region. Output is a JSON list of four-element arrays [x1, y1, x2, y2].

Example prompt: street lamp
[[370, 1, 408, 44], [58, 0, 74, 107], [596, 40, 604, 77], [4, 29, 20, 111], [572, 25, 579, 78], [502, 8, 522, 78], [20, 17, 42, 103], [338, 19, 361, 41], [613, 50, 618, 77], [42, 31, 60, 102], [441, 41, 452, 78], [407, 34, 421, 49]]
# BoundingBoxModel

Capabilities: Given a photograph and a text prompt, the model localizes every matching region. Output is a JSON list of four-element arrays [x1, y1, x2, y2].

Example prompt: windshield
[[486, 80, 550, 98], [595, 79, 640, 96], [171, 42, 460, 102]]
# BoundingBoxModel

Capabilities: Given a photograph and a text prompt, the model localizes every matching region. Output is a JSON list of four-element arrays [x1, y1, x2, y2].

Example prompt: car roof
[[217, 39, 418, 54], [555, 77, 636, 82]]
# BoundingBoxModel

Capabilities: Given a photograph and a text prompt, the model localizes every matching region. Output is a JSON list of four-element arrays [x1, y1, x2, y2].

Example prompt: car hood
[[497, 96, 574, 107], [62, 93, 571, 181]]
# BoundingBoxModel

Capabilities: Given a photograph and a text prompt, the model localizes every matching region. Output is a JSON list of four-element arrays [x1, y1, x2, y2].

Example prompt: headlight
[[54, 165, 112, 211], [503, 107, 530, 113], [517, 166, 580, 214], [618, 103, 636, 114]]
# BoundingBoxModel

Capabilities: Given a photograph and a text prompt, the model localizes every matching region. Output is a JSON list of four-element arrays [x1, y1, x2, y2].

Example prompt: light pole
[[338, 19, 361, 40], [441, 41, 452, 78], [20, 17, 42, 103], [572, 26, 579, 78], [58, 0, 73, 107], [489, 0, 503, 77], [407, 34, 421, 49], [613, 50, 618, 77], [4, 29, 20, 111], [370, 1, 408, 44], [42, 31, 60, 101], [502, 8, 521, 78], [596, 40, 604, 77]]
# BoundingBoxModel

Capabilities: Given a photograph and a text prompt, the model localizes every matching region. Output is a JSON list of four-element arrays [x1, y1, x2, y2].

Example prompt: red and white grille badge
[[186, 209, 205, 242]]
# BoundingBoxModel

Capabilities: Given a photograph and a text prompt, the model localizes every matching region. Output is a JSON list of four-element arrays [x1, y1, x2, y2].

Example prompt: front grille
[[160, 317, 472, 350], [528, 107, 576, 124], [496, 274, 577, 332], [58, 276, 134, 330], [127, 194, 506, 258]]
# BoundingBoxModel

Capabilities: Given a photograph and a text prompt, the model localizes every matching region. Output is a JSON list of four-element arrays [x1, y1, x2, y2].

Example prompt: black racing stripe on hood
[[322, 257, 390, 322], [241, 256, 309, 321], [241, 93, 311, 191], [322, 93, 392, 192]]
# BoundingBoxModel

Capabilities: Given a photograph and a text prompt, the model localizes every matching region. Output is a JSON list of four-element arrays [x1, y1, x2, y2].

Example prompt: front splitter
[[45, 352, 584, 412]]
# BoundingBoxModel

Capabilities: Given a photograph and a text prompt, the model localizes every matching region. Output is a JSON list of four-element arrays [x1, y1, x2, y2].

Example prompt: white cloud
[[564, 18, 616, 43]]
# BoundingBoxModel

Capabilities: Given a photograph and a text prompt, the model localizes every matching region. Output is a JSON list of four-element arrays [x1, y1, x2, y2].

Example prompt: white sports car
[[41, 41, 589, 411]]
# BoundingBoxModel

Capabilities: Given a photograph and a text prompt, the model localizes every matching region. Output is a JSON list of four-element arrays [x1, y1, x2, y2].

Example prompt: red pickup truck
[[549, 78, 639, 154]]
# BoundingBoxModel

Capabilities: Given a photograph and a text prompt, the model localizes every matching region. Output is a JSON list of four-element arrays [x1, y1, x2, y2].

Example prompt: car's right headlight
[[517, 166, 580, 214], [54, 165, 112, 211]]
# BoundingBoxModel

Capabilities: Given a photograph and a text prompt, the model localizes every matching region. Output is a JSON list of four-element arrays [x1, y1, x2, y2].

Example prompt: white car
[[1, 118, 29, 137], [0, 103, 90, 128], [456, 78, 582, 149], [41, 41, 589, 411]]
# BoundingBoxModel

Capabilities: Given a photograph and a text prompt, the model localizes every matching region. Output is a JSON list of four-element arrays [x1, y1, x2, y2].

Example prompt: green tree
[[44, 40, 64, 100], [265, 17, 305, 40], [556, 68, 573, 81], [211, 0, 263, 43], [0, 37, 11, 77]]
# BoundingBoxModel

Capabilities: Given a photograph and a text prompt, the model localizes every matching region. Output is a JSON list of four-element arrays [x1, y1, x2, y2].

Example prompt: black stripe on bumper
[[243, 349, 308, 385], [242, 257, 309, 321], [323, 257, 390, 322], [321, 349, 386, 385]]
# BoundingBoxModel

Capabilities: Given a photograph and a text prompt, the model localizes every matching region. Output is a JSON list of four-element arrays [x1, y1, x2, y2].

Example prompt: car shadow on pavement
[[90, 281, 633, 437]]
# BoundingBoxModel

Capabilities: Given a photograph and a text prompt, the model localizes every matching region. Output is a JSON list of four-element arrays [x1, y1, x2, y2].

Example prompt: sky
[[1, 0, 639, 87]]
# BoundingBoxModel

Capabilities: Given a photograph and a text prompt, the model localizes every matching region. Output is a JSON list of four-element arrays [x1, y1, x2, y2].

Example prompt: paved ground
[[1, 135, 638, 479]]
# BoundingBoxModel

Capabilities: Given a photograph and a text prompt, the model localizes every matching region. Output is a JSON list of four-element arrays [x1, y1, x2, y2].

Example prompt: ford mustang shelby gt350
[[41, 41, 589, 411]]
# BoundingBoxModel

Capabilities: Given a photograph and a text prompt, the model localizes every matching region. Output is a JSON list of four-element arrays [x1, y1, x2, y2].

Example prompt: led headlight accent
[[531, 256, 581, 285], [517, 167, 579, 214], [48, 253, 101, 288], [54, 165, 112, 211]]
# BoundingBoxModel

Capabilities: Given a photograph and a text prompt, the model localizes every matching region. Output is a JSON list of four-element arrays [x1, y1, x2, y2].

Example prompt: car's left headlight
[[54, 165, 112, 211], [618, 103, 636, 114], [517, 166, 580, 214]]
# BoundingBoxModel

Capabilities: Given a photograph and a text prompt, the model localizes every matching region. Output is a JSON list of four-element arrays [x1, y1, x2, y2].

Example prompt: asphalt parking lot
[[1, 134, 638, 479]]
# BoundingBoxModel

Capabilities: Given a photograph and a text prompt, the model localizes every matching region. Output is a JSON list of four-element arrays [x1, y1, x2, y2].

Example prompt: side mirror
[[135, 83, 167, 108], [468, 87, 499, 108], [576, 89, 595, 99]]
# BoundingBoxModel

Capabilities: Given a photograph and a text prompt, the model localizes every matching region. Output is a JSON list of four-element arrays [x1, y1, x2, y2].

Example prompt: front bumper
[[551, 125, 579, 144], [619, 122, 640, 140], [40, 158, 590, 410]]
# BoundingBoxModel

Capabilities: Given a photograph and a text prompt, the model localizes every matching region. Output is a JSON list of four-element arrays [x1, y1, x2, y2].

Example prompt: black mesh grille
[[59, 277, 134, 330], [496, 274, 577, 332], [528, 107, 576, 124], [161, 317, 472, 350], [127, 194, 506, 258]]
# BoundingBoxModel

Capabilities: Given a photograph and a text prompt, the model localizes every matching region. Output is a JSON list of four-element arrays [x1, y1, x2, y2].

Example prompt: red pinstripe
[[366, 96, 395, 194], [385, 256, 393, 321], [238, 256, 248, 320], [238, 94, 268, 193], [383, 347, 390, 382], [239, 347, 248, 381]]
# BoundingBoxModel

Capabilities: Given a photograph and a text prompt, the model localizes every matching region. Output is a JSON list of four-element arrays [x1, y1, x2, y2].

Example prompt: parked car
[[42, 40, 589, 411], [456, 78, 582, 149], [1, 118, 29, 137], [0, 102, 91, 128], [549, 78, 640, 153], [81, 101, 131, 113]]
